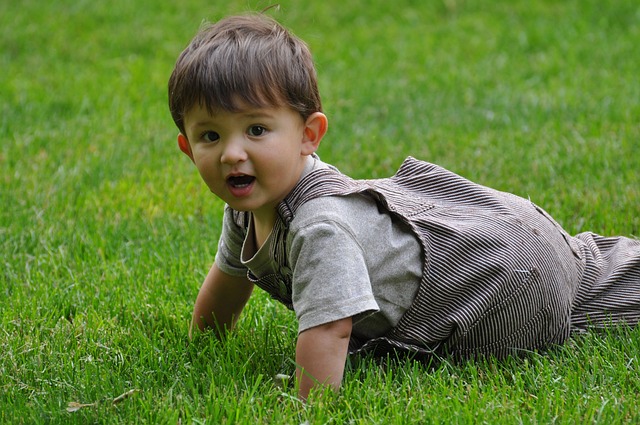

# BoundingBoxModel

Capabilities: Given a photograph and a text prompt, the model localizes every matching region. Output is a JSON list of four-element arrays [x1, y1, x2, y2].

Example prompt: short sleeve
[[288, 217, 380, 333], [214, 206, 248, 277]]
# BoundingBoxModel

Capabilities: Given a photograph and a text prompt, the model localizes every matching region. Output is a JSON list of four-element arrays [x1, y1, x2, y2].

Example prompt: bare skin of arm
[[191, 262, 352, 400], [189, 262, 254, 339], [295, 316, 353, 400]]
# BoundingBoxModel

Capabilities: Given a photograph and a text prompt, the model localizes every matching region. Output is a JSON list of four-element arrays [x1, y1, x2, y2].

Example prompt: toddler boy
[[168, 13, 640, 400]]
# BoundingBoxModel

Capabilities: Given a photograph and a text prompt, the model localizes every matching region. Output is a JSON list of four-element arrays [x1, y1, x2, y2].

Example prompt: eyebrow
[[189, 121, 215, 131], [239, 109, 277, 120], [188, 109, 277, 131]]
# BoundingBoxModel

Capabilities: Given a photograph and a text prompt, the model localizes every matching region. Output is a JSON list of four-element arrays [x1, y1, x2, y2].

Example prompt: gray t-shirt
[[215, 156, 422, 339]]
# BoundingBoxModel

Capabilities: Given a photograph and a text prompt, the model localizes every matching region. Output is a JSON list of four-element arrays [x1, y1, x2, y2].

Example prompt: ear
[[177, 133, 195, 163], [301, 112, 328, 155]]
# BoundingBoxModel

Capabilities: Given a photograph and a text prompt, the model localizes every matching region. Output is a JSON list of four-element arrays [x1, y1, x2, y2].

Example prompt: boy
[[168, 13, 640, 400]]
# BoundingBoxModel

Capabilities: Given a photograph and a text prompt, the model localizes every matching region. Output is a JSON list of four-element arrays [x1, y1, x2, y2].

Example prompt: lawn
[[1, 0, 639, 423]]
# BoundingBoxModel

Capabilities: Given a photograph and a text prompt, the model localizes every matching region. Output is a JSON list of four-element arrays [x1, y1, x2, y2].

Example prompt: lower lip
[[227, 181, 254, 198]]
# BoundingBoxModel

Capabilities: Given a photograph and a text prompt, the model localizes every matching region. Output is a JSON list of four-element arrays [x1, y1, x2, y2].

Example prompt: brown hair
[[168, 13, 322, 135]]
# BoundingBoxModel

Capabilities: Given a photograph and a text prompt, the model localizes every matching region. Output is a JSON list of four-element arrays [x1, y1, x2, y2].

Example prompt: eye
[[202, 131, 220, 143], [248, 125, 267, 137]]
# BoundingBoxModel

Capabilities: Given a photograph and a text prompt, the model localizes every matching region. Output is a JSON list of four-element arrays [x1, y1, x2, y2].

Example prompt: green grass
[[1, 0, 639, 423]]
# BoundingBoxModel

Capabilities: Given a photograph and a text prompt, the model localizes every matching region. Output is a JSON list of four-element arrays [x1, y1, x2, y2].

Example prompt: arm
[[189, 262, 254, 339], [295, 316, 352, 400]]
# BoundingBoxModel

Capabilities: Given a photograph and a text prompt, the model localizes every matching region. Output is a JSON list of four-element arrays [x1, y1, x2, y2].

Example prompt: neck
[[251, 211, 276, 249]]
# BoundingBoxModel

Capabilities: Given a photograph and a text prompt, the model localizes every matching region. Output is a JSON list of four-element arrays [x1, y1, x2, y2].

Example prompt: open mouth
[[227, 175, 256, 188]]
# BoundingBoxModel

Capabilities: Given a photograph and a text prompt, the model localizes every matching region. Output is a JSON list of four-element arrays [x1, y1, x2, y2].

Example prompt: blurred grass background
[[1, 0, 639, 423]]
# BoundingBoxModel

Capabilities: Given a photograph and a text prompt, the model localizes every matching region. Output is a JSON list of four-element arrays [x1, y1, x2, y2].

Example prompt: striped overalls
[[238, 157, 640, 360]]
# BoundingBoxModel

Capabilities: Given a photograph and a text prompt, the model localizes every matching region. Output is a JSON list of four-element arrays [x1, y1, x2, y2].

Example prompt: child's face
[[179, 102, 325, 224]]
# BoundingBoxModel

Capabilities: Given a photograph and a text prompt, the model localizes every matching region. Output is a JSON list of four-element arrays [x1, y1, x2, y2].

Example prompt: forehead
[[190, 89, 287, 118], [182, 102, 303, 131]]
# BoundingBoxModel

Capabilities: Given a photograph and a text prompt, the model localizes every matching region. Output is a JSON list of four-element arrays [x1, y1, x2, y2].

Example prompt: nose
[[220, 136, 248, 165]]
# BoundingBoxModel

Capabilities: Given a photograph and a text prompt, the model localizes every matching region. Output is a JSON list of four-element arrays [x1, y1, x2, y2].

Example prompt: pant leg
[[571, 232, 640, 331]]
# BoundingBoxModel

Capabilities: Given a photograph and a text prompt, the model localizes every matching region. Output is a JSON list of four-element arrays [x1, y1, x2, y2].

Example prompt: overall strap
[[276, 167, 363, 227]]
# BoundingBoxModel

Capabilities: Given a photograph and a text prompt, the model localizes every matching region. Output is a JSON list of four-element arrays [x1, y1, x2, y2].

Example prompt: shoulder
[[286, 193, 393, 258], [290, 193, 381, 231]]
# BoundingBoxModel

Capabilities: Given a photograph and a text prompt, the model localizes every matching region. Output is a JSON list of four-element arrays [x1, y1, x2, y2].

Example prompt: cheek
[[193, 158, 219, 183], [192, 149, 217, 171]]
